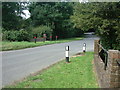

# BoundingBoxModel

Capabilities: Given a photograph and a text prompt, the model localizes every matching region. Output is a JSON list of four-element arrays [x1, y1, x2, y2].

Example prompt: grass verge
[[6, 52, 98, 88], [1, 37, 83, 51]]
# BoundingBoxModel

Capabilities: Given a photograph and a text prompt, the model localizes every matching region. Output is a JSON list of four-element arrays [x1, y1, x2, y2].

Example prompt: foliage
[[2, 2, 27, 30], [32, 25, 52, 38], [71, 2, 120, 50], [95, 2, 120, 50], [29, 2, 81, 39], [2, 30, 31, 41], [2, 2, 84, 41], [71, 3, 101, 31]]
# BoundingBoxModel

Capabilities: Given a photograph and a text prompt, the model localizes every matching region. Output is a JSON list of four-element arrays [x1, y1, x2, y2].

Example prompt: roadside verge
[[1, 37, 83, 51], [4, 52, 98, 88]]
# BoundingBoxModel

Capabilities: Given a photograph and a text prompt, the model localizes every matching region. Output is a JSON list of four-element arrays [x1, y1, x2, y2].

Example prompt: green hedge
[[2, 30, 31, 41]]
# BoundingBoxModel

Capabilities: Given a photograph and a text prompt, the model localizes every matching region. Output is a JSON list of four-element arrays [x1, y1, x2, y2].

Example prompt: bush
[[32, 25, 53, 39], [17, 30, 32, 41], [2, 30, 31, 41], [2, 31, 17, 41]]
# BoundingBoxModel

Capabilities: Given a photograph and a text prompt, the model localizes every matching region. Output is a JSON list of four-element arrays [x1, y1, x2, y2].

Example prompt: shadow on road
[[84, 32, 98, 38]]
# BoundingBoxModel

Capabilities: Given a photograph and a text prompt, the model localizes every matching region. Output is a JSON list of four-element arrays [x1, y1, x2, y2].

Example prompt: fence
[[30, 38, 45, 42], [94, 40, 120, 88]]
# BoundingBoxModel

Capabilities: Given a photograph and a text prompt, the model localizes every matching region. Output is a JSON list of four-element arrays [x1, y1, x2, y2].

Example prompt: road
[[1, 33, 99, 87]]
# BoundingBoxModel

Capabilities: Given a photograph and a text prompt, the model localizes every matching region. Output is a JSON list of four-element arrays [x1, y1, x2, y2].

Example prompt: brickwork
[[94, 40, 120, 88]]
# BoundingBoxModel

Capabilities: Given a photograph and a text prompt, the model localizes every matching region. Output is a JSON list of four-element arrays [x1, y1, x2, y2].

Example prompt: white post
[[65, 46, 70, 63], [83, 43, 86, 52]]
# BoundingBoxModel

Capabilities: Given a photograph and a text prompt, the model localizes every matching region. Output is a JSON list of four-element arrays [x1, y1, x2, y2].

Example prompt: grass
[[1, 37, 83, 51], [6, 52, 98, 88]]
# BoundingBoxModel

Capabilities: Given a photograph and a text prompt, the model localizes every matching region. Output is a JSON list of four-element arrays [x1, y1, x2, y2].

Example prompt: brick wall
[[94, 40, 120, 88]]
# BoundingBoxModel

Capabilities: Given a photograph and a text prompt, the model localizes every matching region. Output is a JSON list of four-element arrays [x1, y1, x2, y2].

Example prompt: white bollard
[[83, 43, 86, 52], [65, 46, 70, 63]]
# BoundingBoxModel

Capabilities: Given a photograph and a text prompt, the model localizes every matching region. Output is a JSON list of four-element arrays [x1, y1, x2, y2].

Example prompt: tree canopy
[[2, 2, 26, 30], [29, 2, 74, 38], [71, 2, 120, 50]]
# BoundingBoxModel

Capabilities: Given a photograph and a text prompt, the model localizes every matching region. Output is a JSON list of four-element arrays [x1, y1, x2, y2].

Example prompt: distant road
[[2, 33, 99, 87]]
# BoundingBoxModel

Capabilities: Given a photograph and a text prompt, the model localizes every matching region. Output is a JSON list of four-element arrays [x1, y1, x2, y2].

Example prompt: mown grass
[[1, 37, 83, 51], [6, 52, 98, 88]]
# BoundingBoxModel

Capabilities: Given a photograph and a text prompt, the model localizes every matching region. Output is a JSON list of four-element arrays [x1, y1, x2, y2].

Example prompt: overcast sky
[[21, 10, 30, 19]]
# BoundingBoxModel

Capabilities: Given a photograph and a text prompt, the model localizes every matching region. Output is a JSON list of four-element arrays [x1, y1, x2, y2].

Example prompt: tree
[[71, 2, 120, 50], [71, 3, 102, 31], [2, 2, 26, 30], [95, 2, 120, 50], [29, 2, 74, 39]]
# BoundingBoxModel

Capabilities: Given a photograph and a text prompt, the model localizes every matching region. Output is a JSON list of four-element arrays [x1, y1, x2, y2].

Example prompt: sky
[[21, 10, 30, 19], [79, 0, 88, 3]]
